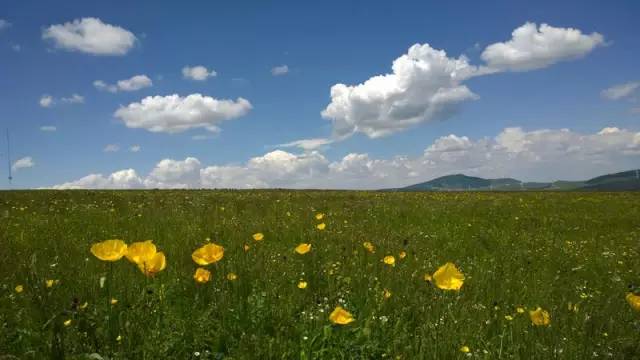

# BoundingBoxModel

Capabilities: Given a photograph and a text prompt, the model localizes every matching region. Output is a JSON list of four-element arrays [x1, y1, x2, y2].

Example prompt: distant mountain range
[[386, 169, 640, 191]]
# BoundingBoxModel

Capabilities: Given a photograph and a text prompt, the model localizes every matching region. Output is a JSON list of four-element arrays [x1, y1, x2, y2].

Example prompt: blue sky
[[1, 0, 639, 189]]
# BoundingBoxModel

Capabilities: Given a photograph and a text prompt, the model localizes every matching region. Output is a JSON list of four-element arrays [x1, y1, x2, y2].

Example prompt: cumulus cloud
[[12, 157, 34, 171], [50, 126, 640, 189], [39, 95, 53, 108], [52, 169, 142, 189], [480, 22, 604, 72], [94, 75, 152, 93], [601, 81, 639, 100], [103, 144, 120, 152], [40, 126, 57, 132], [40, 94, 84, 107], [271, 65, 289, 76], [322, 43, 479, 139], [0, 19, 11, 31], [114, 93, 252, 133], [42, 17, 136, 56], [321, 22, 603, 140], [182, 66, 216, 81]]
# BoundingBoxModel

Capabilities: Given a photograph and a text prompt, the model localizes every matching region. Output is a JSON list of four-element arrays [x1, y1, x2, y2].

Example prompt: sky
[[0, 0, 639, 189]]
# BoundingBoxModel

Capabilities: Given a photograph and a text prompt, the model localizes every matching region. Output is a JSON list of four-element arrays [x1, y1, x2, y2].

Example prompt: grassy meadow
[[1, 190, 640, 359]]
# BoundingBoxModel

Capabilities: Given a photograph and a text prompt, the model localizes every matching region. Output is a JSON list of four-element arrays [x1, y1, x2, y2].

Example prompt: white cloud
[[114, 93, 252, 133], [601, 81, 639, 100], [129, 145, 141, 152], [39, 95, 53, 108], [12, 157, 34, 172], [321, 23, 603, 140], [144, 157, 202, 188], [40, 94, 84, 107], [50, 126, 640, 189], [95, 75, 152, 93], [61, 94, 84, 104], [103, 144, 120, 152], [182, 66, 216, 81], [42, 17, 136, 56], [322, 43, 479, 139], [271, 65, 289, 76], [40, 126, 57, 132], [52, 169, 142, 189], [277, 138, 332, 151], [0, 19, 11, 31], [481, 22, 604, 72]]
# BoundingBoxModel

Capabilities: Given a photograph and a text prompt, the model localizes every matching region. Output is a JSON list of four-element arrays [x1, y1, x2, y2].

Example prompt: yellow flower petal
[[194, 267, 211, 284], [315, 213, 324, 220], [432, 262, 465, 291], [252, 233, 264, 241], [329, 306, 355, 325], [227, 272, 238, 281], [14, 285, 23, 293], [298, 281, 308, 289], [138, 251, 166, 277], [191, 243, 224, 265], [295, 243, 311, 255], [125, 240, 157, 265], [316, 223, 326, 230], [90, 239, 128, 262], [399, 251, 407, 259], [383, 255, 396, 266], [529, 307, 551, 326], [626, 293, 640, 311], [363, 241, 375, 253], [459, 346, 470, 353], [383, 288, 392, 299]]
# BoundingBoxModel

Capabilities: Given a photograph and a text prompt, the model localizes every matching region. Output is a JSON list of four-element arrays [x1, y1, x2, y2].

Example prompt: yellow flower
[[505, 315, 514, 321], [363, 241, 375, 253], [252, 233, 264, 241], [316, 223, 326, 230], [626, 293, 640, 311], [383, 255, 396, 266], [529, 307, 551, 326], [110, 298, 118, 305], [383, 288, 392, 299], [227, 273, 238, 281], [243, 244, 250, 252], [459, 346, 470, 353], [63, 319, 72, 327], [298, 281, 308, 289], [194, 268, 211, 284], [329, 306, 355, 325], [191, 243, 224, 265], [90, 239, 128, 261], [295, 243, 311, 255], [125, 240, 157, 265], [315, 213, 324, 220], [399, 251, 407, 259], [46, 279, 56, 288], [424, 274, 433, 282], [432, 262, 465, 291], [137, 252, 166, 277], [15, 285, 23, 293], [116, 335, 122, 342], [516, 307, 525, 314]]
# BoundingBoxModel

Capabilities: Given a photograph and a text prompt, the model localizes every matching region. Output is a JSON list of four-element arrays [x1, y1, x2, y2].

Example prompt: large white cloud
[[481, 22, 604, 72], [49, 126, 640, 190], [319, 22, 604, 140], [94, 75, 152, 93], [42, 17, 136, 56], [322, 43, 479, 138], [114, 94, 252, 133]]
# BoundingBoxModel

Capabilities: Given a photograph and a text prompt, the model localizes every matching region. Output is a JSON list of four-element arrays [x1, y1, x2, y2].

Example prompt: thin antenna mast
[[6, 129, 12, 184]]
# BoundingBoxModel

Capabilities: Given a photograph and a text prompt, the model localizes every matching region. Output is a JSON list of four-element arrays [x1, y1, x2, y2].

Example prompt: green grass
[[1, 190, 640, 359]]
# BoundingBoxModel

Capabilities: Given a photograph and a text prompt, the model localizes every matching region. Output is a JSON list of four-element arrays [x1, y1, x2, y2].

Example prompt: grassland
[[1, 190, 639, 359]]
